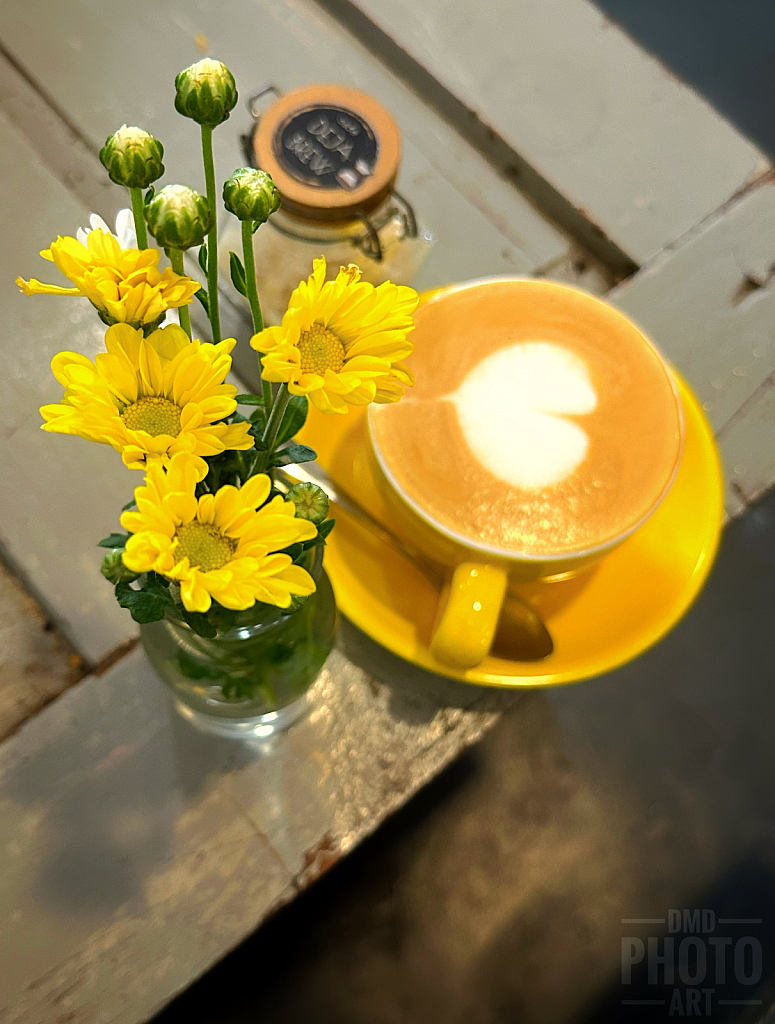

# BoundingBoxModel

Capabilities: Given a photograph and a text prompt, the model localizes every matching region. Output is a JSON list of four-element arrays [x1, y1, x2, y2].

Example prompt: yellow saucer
[[298, 375, 724, 687]]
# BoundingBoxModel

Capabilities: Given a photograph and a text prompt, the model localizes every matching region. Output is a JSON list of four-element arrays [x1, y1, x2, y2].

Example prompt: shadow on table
[[567, 850, 775, 1023], [338, 617, 522, 723], [155, 488, 775, 1024], [1, 678, 264, 917]]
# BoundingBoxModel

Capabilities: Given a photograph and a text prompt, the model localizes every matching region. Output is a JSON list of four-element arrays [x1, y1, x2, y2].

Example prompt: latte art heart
[[369, 278, 683, 555], [448, 343, 598, 490]]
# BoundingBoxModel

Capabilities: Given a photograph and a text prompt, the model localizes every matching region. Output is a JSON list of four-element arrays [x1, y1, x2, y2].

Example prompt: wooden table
[[0, 0, 772, 1019]]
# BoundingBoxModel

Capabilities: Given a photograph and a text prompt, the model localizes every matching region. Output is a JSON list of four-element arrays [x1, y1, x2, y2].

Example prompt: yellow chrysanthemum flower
[[250, 257, 419, 414], [121, 453, 317, 612], [16, 229, 199, 329], [40, 323, 253, 471]]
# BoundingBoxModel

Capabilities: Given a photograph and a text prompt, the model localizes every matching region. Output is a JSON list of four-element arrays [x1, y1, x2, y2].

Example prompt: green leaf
[[275, 395, 308, 447], [317, 518, 336, 540], [249, 406, 266, 429], [115, 579, 170, 624], [145, 571, 170, 590], [248, 422, 269, 447], [235, 394, 264, 406], [144, 185, 155, 205], [272, 443, 317, 468], [177, 649, 222, 681], [121, 498, 136, 512], [180, 608, 218, 638], [194, 287, 210, 317], [198, 241, 208, 274], [301, 517, 336, 550], [281, 542, 304, 562], [97, 532, 129, 549], [229, 251, 248, 297], [207, 603, 237, 634]]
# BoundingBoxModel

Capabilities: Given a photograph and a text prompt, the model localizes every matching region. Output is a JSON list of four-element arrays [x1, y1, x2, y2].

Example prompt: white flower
[[76, 208, 136, 249]]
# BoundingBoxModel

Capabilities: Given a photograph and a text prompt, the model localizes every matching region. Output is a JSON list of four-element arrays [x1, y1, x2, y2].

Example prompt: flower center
[[297, 320, 345, 376], [121, 396, 182, 437], [174, 522, 236, 573]]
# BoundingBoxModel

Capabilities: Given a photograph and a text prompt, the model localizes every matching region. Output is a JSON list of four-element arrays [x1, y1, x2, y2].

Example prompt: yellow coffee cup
[[367, 278, 684, 670]]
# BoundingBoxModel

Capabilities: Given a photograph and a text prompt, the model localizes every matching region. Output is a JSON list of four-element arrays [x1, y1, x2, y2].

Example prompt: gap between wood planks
[[0, 533, 145, 740]]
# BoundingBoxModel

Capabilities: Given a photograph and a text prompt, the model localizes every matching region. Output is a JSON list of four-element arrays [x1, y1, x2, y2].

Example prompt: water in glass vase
[[141, 552, 337, 739]]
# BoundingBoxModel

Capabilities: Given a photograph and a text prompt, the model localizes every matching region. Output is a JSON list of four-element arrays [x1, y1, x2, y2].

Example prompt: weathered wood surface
[[1, 0, 775, 1019], [0, 0, 593, 667], [336, 0, 768, 265], [0, 560, 83, 743], [0, 12, 541, 1019], [608, 177, 775, 516], [717, 382, 775, 513], [0, 109, 138, 665], [0, 640, 509, 1024], [0, 0, 573, 286]]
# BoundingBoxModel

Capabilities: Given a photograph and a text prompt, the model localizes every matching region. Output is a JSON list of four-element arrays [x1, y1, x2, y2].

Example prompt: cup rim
[[367, 275, 686, 564]]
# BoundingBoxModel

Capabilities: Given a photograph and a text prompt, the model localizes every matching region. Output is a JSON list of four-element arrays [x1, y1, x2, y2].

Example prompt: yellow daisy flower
[[40, 323, 253, 471], [250, 257, 419, 414], [121, 453, 317, 612], [16, 229, 199, 329]]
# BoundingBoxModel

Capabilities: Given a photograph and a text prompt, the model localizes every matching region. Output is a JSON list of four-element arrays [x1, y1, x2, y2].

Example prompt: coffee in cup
[[368, 278, 683, 668]]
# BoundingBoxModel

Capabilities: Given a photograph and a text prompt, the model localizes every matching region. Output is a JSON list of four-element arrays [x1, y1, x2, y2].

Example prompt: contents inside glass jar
[[219, 200, 434, 326]]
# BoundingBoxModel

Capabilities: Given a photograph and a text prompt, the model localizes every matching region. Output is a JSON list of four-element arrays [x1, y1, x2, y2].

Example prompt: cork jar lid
[[252, 84, 402, 221]]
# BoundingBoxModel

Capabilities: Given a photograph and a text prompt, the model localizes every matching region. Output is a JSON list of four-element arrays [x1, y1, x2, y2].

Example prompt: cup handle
[[429, 563, 508, 670]]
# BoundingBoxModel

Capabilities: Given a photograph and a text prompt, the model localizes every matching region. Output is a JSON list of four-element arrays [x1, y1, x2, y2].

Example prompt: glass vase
[[140, 549, 337, 738]]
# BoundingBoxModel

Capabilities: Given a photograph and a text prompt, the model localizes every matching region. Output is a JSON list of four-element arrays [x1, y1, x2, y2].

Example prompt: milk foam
[[448, 342, 598, 490]]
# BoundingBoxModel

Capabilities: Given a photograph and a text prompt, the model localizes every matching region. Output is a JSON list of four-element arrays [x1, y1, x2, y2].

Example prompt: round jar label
[[275, 105, 379, 191]]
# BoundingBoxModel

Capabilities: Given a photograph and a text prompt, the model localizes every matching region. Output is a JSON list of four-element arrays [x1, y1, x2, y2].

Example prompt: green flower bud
[[223, 168, 281, 224], [285, 592, 310, 614], [145, 184, 212, 250], [101, 549, 140, 585], [174, 59, 238, 126], [99, 125, 164, 189], [287, 482, 330, 525]]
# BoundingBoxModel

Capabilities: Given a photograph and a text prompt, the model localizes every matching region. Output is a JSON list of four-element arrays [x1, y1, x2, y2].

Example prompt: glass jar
[[220, 196, 433, 326], [140, 548, 337, 739], [220, 83, 434, 325]]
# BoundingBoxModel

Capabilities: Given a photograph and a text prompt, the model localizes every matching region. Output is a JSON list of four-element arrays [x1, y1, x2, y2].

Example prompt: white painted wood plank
[[0, 49, 119, 221], [609, 180, 775, 429], [718, 381, 775, 512], [0, 0, 571, 286], [0, 111, 139, 665], [0, 642, 504, 1024], [343, 0, 768, 264]]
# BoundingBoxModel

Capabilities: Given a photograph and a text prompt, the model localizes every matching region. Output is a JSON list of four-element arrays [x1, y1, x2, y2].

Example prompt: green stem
[[168, 249, 192, 339], [257, 383, 291, 473], [200, 124, 221, 345], [240, 220, 263, 333], [241, 219, 273, 411], [130, 188, 148, 249]]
